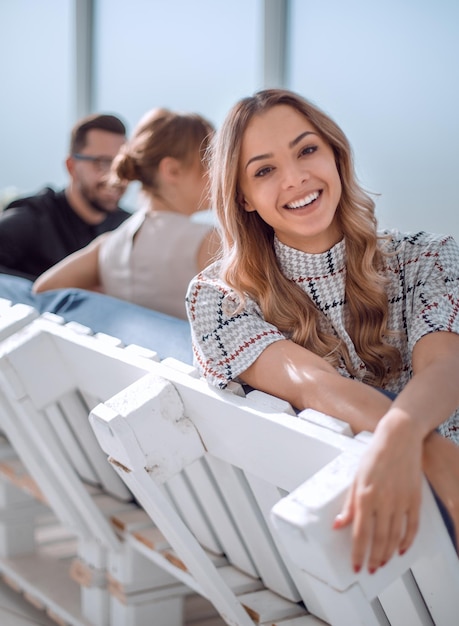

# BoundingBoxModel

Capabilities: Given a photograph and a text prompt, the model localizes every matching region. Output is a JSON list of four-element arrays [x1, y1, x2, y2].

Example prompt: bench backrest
[[0, 317, 160, 549], [1, 309, 457, 625], [0, 297, 38, 341], [89, 359, 459, 626]]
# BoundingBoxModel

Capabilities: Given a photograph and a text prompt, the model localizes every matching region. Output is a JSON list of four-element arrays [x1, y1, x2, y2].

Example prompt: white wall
[[0, 0, 73, 198], [93, 0, 263, 209], [0, 0, 263, 211], [94, 0, 262, 131], [289, 0, 459, 241]]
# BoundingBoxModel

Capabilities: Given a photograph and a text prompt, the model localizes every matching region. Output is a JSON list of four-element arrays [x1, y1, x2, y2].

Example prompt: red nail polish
[[399, 548, 406, 556], [353, 564, 361, 573], [369, 567, 376, 574], [380, 560, 387, 567]]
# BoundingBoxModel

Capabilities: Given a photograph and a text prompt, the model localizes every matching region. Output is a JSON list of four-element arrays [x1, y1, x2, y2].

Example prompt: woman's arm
[[32, 234, 106, 293], [241, 338, 392, 432], [398, 330, 459, 436], [338, 331, 459, 571], [241, 333, 459, 571]]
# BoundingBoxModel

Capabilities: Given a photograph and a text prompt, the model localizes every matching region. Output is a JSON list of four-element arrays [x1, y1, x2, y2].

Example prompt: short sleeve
[[186, 267, 285, 388], [402, 233, 459, 353], [404, 233, 459, 445]]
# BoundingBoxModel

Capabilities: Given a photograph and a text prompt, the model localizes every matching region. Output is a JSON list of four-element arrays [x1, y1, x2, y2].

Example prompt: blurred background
[[1, 0, 458, 239]]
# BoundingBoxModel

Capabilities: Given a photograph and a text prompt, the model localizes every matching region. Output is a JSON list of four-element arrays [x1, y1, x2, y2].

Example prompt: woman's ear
[[243, 199, 256, 213], [158, 156, 182, 183], [237, 190, 256, 213]]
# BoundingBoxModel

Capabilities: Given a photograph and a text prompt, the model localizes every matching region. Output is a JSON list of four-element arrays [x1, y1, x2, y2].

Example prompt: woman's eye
[[254, 166, 273, 178], [300, 145, 318, 157]]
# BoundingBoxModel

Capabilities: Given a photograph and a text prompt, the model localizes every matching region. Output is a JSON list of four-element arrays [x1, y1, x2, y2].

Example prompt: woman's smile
[[284, 189, 322, 210]]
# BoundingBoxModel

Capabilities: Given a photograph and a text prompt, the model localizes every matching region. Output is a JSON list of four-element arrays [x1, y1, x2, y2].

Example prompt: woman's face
[[238, 104, 343, 253]]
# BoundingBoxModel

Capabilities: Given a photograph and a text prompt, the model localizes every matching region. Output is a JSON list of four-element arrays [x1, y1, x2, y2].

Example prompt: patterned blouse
[[186, 230, 459, 443]]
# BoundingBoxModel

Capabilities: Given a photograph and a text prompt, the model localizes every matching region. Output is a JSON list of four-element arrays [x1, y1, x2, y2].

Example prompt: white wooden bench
[[0, 315, 207, 625], [0, 297, 38, 340], [0, 307, 457, 625], [89, 355, 459, 626]]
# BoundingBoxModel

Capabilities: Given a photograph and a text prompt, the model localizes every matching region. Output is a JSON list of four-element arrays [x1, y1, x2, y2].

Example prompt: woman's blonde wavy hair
[[209, 88, 401, 386]]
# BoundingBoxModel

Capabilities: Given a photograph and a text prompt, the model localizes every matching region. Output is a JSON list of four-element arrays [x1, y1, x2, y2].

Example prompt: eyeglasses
[[72, 154, 113, 172]]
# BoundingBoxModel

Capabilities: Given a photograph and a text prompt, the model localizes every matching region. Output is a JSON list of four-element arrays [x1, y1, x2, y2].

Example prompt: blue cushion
[[0, 274, 193, 363]]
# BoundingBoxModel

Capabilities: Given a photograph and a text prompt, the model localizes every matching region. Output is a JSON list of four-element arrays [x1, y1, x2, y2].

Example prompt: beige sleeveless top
[[99, 209, 212, 319]]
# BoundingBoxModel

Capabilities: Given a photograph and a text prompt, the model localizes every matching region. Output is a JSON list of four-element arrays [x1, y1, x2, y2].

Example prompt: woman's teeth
[[286, 190, 320, 209]]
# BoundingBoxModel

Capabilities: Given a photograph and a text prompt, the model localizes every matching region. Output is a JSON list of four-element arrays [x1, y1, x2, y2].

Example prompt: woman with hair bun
[[186, 88, 459, 573], [34, 108, 218, 320]]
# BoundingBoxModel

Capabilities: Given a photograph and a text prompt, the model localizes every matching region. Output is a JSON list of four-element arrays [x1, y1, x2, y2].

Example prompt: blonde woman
[[34, 108, 219, 320], [186, 89, 459, 573]]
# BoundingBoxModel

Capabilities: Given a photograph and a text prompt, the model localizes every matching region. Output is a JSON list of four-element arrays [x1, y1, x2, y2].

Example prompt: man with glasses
[[0, 113, 130, 280]]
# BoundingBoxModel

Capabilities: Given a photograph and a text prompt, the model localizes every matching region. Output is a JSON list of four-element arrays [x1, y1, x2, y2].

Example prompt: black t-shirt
[[0, 187, 130, 280]]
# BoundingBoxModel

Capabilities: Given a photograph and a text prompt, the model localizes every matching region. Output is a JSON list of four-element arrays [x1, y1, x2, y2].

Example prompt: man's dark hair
[[70, 113, 127, 154]]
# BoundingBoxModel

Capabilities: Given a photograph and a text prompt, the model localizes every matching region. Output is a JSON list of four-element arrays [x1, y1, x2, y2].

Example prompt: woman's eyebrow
[[245, 152, 272, 170], [244, 131, 317, 170], [289, 131, 316, 149]]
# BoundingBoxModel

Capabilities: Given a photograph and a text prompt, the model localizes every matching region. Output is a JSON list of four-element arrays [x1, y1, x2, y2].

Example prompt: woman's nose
[[281, 162, 309, 189]]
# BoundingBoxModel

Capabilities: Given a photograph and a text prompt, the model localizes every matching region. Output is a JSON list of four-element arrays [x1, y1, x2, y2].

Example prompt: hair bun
[[111, 149, 141, 183]]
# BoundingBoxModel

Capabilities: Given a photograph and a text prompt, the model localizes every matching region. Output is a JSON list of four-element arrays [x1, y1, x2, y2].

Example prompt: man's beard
[[88, 198, 114, 215], [79, 182, 121, 215]]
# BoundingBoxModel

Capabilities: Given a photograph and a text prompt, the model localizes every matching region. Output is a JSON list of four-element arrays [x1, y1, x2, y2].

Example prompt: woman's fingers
[[398, 505, 420, 556], [334, 441, 423, 573], [350, 493, 374, 572], [351, 485, 399, 573], [333, 484, 374, 573], [367, 510, 399, 572], [333, 485, 355, 530], [347, 495, 420, 573]]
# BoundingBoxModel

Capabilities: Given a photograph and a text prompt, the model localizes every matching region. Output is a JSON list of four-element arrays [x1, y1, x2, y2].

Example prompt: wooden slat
[[115, 465, 256, 625], [164, 473, 222, 555], [239, 588, 307, 624], [378, 572, 433, 625], [411, 536, 459, 624], [110, 507, 153, 533], [45, 402, 99, 485], [184, 458, 258, 577], [58, 391, 131, 501], [243, 471, 300, 602], [206, 455, 297, 596]]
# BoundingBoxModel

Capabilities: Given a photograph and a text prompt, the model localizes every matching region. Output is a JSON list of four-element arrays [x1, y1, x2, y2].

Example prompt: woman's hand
[[333, 413, 423, 573], [241, 336, 459, 570]]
